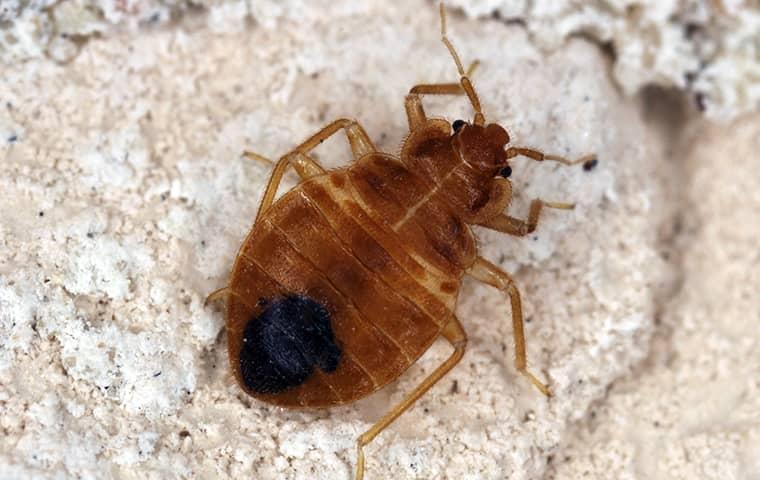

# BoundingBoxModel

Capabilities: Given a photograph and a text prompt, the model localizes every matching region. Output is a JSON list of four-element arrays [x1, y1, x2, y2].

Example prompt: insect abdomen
[[346, 153, 477, 277], [227, 172, 459, 406]]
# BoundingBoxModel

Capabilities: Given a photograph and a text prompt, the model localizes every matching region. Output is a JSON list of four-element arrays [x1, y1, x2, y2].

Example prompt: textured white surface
[[0, 0, 751, 479], [2, 1, 758, 120], [547, 115, 760, 480], [453, 0, 760, 121]]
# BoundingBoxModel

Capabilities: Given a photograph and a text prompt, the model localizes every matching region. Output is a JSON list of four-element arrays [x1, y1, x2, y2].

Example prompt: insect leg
[[204, 287, 230, 306], [208, 150, 327, 308], [476, 200, 574, 237], [466, 257, 552, 397], [251, 156, 293, 224], [247, 149, 333, 223], [292, 118, 376, 160], [354, 317, 467, 480], [507, 147, 597, 168], [405, 61, 478, 131]]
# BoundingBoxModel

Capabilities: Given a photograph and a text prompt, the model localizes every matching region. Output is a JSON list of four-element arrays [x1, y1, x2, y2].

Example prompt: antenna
[[439, 3, 485, 125]]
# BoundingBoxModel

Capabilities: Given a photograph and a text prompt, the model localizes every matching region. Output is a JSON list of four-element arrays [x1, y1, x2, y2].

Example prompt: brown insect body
[[210, 5, 595, 479], [226, 120, 512, 407]]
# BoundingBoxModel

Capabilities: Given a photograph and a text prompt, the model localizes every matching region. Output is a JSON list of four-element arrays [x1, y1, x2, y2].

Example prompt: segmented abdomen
[[227, 155, 471, 407]]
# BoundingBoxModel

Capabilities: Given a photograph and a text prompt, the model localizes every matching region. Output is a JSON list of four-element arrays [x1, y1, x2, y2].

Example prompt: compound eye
[[498, 166, 512, 178], [452, 119, 466, 133]]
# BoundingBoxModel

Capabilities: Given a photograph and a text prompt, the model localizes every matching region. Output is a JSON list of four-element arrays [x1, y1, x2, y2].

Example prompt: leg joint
[[357, 434, 370, 448], [496, 276, 517, 295]]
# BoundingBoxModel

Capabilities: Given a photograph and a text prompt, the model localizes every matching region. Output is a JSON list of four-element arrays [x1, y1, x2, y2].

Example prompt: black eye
[[452, 119, 466, 132], [499, 166, 512, 178]]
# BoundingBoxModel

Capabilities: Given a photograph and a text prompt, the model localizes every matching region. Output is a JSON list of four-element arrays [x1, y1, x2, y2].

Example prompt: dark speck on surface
[[583, 157, 599, 171], [695, 92, 707, 112], [8, 134, 17, 143]]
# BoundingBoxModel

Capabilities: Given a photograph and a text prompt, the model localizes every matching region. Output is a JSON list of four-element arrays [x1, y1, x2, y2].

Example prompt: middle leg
[[467, 257, 552, 397]]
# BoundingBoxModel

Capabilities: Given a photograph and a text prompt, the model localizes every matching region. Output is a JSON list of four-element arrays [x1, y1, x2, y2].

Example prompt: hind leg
[[292, 118, 376, 159], [207, 120, 377, 306], [354, 318, 467, 480], [250, 118, 376, 223]]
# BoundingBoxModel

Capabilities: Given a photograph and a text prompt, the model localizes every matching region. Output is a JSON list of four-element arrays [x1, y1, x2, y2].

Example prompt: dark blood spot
[[239, 294, 341, 394], [583, 158, 598, 171]]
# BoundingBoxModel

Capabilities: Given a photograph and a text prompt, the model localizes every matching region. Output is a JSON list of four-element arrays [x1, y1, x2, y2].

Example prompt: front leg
[[477, 199, 574, 236], [405, 61, 478, 130]]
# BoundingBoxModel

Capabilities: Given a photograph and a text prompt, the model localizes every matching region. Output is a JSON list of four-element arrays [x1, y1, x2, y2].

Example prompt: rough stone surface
[[547, 115, 760, 480], [453, 0, 760, 121], [0, 1, 753, 479], [2, 1, 758, 120]]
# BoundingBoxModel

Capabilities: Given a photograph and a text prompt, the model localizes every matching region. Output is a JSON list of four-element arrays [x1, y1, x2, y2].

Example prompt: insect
[[207, 4, 596, 479]]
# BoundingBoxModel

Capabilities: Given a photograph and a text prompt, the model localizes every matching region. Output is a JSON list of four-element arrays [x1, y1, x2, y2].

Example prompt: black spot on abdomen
[[239, 295, 342, 394]]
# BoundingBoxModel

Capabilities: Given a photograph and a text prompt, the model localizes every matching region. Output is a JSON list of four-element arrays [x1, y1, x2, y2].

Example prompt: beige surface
[[0, 1, 755, 479], [548, 115, 760, 480], [3, 1, 758, 120]]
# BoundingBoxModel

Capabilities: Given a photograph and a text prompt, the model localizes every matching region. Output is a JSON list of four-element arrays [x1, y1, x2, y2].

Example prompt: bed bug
[[206, 4, 596, 479]]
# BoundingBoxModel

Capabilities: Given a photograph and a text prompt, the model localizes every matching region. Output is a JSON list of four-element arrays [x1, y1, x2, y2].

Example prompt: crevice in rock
[[543, 84, 701, 480]]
